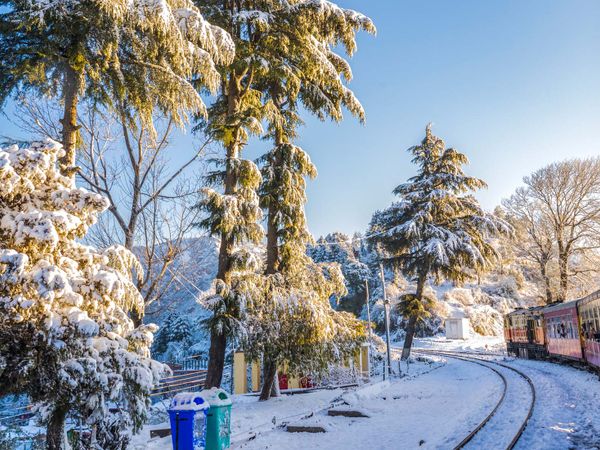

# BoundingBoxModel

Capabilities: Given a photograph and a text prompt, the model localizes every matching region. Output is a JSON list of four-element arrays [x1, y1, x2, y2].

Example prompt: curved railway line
[[413, 349, 536, 450]]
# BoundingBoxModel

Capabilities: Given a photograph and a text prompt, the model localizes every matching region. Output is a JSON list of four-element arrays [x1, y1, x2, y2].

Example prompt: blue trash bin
[[169, 392, 210, 450]]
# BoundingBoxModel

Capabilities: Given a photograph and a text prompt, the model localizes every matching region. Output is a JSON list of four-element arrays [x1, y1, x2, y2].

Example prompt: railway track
[[413, 349, 536, 450]]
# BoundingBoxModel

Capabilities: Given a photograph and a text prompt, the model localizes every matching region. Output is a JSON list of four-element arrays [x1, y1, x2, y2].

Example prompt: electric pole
[[365, 279, 372, 344], [380, 263, 392, 377]]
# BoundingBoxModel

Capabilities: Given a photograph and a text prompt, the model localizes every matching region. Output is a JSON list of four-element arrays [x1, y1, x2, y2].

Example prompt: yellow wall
[[233, 352, 247, 394]]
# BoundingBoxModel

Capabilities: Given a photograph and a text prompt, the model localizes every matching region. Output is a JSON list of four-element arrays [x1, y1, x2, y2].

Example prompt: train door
[[527, 318, 535, 343]]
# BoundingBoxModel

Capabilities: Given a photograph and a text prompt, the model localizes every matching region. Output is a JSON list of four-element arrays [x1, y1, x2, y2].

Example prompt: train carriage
[[505, 289, 600, 372], [542, 300, 583, 361], [577, 290, 600, 369], [505, 307, 546, 359]]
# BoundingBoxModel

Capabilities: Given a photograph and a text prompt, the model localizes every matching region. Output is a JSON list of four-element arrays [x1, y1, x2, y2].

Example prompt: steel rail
[[415, 349, 535, 450]]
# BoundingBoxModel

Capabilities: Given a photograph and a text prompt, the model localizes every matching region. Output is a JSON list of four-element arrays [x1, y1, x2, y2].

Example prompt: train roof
[[542, 298, 579, 314], [507, 305, 545, 316], [577, 289, 600, 307]]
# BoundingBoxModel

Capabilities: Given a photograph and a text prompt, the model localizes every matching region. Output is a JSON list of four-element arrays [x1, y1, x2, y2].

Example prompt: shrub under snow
[[0, 140, 168, 448]]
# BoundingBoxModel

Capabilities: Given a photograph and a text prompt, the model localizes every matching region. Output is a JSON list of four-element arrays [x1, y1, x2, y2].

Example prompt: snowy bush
[[152, 312, 193, 360], [467, 305, 504, 336], [444, 288, 476, 307], [483, 277, 520, 299], [0, 140, 168, 447]]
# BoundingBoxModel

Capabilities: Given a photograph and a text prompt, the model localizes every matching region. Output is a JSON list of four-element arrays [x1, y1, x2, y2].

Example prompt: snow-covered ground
[[412, 335, 506, 353], [510, 358, 600, 450], [132, 336, 600, 450], [233, 357, 500, 450]]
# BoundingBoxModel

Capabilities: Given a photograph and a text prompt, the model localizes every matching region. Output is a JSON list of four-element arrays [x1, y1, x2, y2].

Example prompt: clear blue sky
[[2, 0, 599, 239], [291, 0, 600, 237]]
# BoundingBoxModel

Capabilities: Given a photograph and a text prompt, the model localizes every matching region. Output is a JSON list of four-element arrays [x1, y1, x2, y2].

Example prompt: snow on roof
[[542, 299, 579, 314], [576, 289, 600, 307]]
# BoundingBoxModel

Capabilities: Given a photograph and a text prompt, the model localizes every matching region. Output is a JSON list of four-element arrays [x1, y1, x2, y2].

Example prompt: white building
[[445, 317, 470, 340]]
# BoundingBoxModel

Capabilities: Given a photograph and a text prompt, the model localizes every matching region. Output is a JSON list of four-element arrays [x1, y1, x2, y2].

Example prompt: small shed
[[445, 317, 470, 340]]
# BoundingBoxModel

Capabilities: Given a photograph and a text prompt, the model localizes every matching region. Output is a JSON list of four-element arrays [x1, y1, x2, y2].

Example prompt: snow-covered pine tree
[[152, 312, 193, 358], [196, 0, 374, 389], [368, 125, 511, 360], [249, 1, 373, 399], [308, 233, 372, 315], [0, 0, 234, 174], [194, 0, 269, 388], [0, 140, 167, 450], [242, 251, 367, 401]]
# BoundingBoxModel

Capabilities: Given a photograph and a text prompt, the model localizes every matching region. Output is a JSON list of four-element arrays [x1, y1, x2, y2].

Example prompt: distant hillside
[[145, 232, 540, 361], [143, 236, 218, 361]]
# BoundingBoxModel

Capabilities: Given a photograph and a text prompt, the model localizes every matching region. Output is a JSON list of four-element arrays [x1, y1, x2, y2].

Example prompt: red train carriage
[[505, 307, 546, 359], [542, 299, 583, 361], [577, 290, 600, 369]]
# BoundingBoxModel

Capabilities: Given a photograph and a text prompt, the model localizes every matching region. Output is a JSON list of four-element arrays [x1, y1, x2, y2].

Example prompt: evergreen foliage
[[249, 0, 374, 399], [368, 125, 511, 359], [0, 0, 234, 171], [195, 0, 374, 388], [308, 233, 372, 315], [0, 140, 167, 449], [152, 312, 193, 357]]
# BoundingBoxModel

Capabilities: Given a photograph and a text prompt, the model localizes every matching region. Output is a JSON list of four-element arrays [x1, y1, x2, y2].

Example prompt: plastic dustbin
[[199, 388, 232, 450], [168, 392, 209, 450]]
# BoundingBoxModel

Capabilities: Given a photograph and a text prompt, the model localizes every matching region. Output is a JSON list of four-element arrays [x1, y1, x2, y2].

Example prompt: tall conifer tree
[[0, 0, 234, 174], [196, 0, 374, 389], [368, 125, 510, 359], [255, 3, 374, 398]]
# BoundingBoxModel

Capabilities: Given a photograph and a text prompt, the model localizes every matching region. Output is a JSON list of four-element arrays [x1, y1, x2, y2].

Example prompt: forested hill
[[147, 230, 542, 361]]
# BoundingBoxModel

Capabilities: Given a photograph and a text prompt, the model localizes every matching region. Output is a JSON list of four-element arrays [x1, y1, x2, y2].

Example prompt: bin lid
[[169, 392, 210, 411], [198, 387, 232, 407]]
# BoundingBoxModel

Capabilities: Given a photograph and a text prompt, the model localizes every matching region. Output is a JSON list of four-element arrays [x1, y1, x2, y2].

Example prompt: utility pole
[[365, 279, 373, 374], [380, 263, 392, 378], [365, 279, 372, 344]]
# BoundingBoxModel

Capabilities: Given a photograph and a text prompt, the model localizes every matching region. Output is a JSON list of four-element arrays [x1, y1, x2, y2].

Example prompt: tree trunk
[[401, 271, 427, 360], [557, 248, 569, 302], [59, 64, 83, 175], [205, 75, 242, 388], [259, 357, 279, 401], [131, 310, 144, 328], [265, 111, 285, 276], [401, 316, 418, 361], [46, 405, 68, 450], [540, 257, 553, 304], [204, 328, 227, 389], [265, 199, 279, 275]]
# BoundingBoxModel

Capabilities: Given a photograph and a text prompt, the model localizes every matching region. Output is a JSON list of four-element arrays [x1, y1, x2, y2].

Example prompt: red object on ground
[[278, 372, 288, 390], [300, 375, 313, 389]]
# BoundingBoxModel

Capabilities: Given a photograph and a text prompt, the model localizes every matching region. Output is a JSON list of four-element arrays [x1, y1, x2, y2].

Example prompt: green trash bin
[[199, 388, 232, 450]]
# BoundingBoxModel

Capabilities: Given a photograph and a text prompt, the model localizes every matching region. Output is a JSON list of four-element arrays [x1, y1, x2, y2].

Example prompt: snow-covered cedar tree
[[368, 125, 512, 360], [195, 0, 374, 388], [308, 233, 372, 315], [152, 312, 193, 359], [0, 0, 234, 173], [0, 140, 168, 450], [250, 0, 374, 399], [241, 251, 367, 400]]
